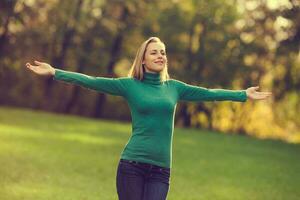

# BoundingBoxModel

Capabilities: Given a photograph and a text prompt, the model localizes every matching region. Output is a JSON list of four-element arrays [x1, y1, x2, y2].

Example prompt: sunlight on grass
[[60, 133, 120, 145], [0, 124, 49, 138], [0, 124, 122, 146], [1, 107, 300, 200], [4, 184, 48, 200]]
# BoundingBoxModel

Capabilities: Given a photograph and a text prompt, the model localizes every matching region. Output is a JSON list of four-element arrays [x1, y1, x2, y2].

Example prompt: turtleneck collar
[[142, 71, 162, 85]]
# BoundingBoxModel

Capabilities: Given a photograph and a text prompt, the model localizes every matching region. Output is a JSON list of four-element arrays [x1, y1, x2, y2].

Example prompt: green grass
[[0, 106, 299, 200]]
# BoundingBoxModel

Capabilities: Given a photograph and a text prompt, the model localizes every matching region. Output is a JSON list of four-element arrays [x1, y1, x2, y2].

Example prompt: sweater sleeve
[[172, 79, 247, 102], [53, 69, 127, 97]]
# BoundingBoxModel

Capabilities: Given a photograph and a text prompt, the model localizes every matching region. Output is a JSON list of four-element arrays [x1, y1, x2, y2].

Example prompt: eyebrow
[[150, 49, 165, 52]]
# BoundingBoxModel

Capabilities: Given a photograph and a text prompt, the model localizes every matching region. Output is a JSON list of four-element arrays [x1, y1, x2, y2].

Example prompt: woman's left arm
[[173, 80, 271, 102]]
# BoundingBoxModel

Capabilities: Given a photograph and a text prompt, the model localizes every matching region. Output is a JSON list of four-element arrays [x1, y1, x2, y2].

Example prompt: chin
[[148, 66, 165, 73], [154, 69, 164, 73]]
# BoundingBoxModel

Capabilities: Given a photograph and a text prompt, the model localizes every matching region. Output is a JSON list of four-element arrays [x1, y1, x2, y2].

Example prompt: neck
[[142, 71, 162, 85], [144, 68, 159, 74]]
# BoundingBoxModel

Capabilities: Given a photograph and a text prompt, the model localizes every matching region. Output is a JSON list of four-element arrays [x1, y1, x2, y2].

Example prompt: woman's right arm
[[26, 61, 127, 97]]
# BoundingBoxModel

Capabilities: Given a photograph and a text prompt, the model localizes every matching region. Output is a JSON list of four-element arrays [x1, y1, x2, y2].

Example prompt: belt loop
[[129, 160, 137, 165]]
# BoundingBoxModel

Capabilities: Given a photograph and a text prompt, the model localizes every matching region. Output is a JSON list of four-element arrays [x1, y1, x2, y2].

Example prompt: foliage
[[0, 0, 299, 142]]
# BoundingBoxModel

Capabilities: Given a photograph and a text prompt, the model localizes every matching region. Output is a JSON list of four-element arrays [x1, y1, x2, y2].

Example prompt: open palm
[[25, 61, 55, 76], [246, 86, 272, 100]]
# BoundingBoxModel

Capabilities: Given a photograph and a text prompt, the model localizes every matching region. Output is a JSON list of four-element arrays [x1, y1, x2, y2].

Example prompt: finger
[[263, 93, 272, 96], [254, 86, 260, 91], [26, 63, 33, 69], [255, 95, 269, 100], [26, 64, 38, 72], [249, 86, 259, 92], [257, 93, 271, 97], [257, 94, 271, 99], [27, 65, 35, 72], [257, 92, 272, 95], [26, 63, 36, 69], [34, 60, 43, 65], [262, 95, 271, 99], [26, 63, 32, 67]]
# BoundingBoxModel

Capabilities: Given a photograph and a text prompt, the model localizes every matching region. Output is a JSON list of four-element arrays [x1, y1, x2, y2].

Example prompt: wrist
[[51, 68, 56, 76]]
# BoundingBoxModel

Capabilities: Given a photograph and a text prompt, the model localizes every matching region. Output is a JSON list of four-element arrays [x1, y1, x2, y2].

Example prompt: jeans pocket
[[158, 167, 170, 177], [118, 161, 141, 176]]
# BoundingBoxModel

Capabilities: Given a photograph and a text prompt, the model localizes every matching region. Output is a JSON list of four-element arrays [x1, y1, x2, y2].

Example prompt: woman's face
[[143, 42, 167, 73]]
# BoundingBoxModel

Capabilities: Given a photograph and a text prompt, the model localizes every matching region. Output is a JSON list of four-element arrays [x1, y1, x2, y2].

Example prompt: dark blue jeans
[[116, 159, 171, 200]]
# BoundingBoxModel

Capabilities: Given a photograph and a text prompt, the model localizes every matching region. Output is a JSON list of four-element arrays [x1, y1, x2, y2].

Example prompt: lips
[[154, 61, 164, 65]]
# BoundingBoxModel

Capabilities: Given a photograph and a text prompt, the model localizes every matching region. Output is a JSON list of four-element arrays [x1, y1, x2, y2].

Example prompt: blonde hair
[[128, 37, 170, 82]]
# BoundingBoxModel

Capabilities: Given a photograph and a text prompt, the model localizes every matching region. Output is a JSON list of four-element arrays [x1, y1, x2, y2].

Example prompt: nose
[[158, 53, 164, 58]]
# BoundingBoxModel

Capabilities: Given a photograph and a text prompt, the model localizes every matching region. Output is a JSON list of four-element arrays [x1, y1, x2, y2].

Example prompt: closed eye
[[150, 50, 166, 55]]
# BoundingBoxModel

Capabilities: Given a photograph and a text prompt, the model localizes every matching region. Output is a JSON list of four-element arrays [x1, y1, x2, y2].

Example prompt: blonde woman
[[26, 37, 271, 200]]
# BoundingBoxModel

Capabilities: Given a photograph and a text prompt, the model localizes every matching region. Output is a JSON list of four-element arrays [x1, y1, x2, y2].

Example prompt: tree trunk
[[194, 20, 212, 128], [196, 20, 207, 76], [0, 0, 17, 57], [43, 0, 83, 110], [178, 18, 210, 128], [63, 0, 97, 113], [93, 3, 129, 118], [177, 15, 198, 127]]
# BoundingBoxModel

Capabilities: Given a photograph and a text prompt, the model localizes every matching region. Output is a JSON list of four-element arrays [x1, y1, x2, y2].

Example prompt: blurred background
[[0, 0, 299, 143]]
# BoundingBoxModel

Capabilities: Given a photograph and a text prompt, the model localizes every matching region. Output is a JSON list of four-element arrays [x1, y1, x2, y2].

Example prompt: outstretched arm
[[173, 80, 271, 102], [25, 61, 127, 97]]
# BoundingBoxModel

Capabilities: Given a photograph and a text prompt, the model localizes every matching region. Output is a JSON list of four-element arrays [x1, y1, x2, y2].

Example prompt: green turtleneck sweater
[[54, 69, 247, 168]]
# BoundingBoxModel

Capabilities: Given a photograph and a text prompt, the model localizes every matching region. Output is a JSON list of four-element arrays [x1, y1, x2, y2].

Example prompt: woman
[[26, 37, 271, 200]]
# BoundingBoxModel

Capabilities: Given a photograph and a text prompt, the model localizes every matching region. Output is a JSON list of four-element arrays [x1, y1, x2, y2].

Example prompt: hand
[[246, 86, 272, 100], [25, 61, 55, 76]]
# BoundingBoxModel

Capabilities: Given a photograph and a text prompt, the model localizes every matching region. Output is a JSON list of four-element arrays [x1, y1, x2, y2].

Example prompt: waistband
[[120, 159, 170, 170]]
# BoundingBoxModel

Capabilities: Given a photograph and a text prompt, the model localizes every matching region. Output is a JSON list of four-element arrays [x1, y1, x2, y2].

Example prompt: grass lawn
[[0, 106, 299, 200]]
